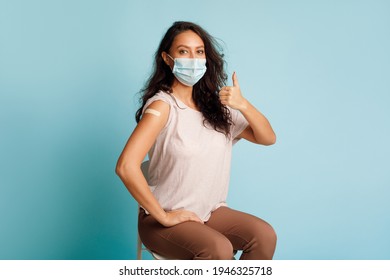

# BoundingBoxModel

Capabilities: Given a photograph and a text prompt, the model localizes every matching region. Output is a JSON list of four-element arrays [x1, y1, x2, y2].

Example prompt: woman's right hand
[[160, 209, 204, 227]]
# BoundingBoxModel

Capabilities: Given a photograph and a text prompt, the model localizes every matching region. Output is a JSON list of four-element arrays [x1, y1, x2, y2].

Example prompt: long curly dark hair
[[135, 21, 232, 136]]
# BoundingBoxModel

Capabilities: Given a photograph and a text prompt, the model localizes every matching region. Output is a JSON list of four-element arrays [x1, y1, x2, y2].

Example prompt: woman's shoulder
[[145, 90, 175, 107], [141, 91, 175, 130], [142, 91, 176, 116]]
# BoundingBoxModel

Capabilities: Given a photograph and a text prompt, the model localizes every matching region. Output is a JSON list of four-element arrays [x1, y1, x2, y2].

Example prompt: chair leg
[[137, 206, 142, 260], [137, 233, 142, 260]]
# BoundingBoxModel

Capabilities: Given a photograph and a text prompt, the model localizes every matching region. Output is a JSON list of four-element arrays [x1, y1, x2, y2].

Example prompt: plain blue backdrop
[[1, 0, 389, 260]]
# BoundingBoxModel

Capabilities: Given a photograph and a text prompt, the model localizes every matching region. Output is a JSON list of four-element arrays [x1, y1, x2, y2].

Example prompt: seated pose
[[116, 21, 277, 260]]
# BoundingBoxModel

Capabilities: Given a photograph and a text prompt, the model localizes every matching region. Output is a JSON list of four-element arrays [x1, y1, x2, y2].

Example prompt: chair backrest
[[137, 161, 169, 260]]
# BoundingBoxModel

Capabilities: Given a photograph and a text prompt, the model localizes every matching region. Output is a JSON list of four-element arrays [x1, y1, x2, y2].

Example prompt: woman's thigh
[[138, 209, 234, 260], [205, 206, 277, 259]]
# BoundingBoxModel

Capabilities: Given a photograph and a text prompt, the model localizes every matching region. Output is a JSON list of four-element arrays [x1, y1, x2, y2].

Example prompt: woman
[[116, 21, 277, 260]]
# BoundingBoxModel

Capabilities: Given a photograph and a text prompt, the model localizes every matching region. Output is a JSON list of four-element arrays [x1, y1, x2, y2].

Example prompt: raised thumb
[[232, 72, 239, 87]]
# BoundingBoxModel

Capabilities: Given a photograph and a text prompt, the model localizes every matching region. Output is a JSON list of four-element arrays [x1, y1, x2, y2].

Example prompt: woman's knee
[[198, 237, 234, 260], [253, 220, 277, 259], [265, 224, 277, 248], [254, 219, 277, 245], [242, 219, 277, 260]]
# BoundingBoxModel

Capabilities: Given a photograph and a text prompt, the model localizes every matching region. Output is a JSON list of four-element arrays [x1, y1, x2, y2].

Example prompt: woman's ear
[[161, 52, 169, 65], [162, 52, 174, 70]]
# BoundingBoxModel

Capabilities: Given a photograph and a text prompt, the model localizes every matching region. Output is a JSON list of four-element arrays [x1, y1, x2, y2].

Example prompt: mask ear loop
[[166, 54, 175, 62], [164, 53, 175, 72]]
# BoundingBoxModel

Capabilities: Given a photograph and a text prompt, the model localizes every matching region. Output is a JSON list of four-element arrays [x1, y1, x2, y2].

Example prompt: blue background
[[1, 0, 389, 260]]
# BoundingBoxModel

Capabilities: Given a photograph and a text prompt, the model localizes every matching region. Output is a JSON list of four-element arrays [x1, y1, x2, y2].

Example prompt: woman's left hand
[[219, 72, 248, 111]]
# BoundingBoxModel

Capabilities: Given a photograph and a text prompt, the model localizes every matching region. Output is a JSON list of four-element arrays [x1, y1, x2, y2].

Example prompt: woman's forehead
[[172, 30, 204, 48]]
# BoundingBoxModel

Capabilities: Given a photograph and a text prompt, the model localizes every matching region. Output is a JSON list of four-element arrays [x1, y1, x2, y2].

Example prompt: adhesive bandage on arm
[[144, 108, 161, 117]]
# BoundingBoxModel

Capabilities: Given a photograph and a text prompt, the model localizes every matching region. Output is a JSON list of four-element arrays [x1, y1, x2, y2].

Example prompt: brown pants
[[138, 206, 277, 260]]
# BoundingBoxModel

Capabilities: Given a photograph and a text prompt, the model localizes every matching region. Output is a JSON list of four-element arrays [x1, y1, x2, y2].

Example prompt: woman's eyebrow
[[176, 44, 204, 49]]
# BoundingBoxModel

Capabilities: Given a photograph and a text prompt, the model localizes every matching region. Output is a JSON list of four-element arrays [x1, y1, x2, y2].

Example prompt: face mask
[[167, 54, 207, 87]]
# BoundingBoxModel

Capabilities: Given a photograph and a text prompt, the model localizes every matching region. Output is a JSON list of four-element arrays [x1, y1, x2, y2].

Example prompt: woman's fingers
[[163, 209, 204, 227]]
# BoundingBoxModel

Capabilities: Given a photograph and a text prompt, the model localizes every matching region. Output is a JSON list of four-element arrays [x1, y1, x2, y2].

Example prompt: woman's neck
[[171, 80, 197, 109]]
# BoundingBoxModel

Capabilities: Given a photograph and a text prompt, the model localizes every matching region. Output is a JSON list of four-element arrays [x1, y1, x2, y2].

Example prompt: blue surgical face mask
[[167, 54, 207, 87]]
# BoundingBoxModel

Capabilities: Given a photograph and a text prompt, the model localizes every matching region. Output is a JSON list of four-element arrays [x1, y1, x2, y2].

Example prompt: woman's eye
[[179, 50, 188, 54], [197, 50, 205, 54]]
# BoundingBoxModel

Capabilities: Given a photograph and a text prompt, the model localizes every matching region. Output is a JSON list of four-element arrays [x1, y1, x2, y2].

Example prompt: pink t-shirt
[[142, 91, 248, 221]]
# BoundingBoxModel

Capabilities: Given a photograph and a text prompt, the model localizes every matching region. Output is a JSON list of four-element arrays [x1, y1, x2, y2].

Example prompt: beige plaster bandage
[[144, 108, 161, 117]]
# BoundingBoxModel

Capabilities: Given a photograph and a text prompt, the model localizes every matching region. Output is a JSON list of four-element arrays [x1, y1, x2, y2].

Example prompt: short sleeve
[[142, 91, 173, 129], [229, 108, 249, 144]]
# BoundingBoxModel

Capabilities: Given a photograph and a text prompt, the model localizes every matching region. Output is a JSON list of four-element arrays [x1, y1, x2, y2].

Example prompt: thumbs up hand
[[219, 72, 247, 110]]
